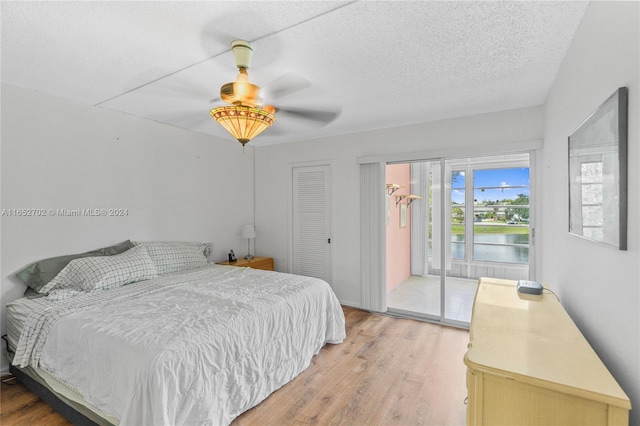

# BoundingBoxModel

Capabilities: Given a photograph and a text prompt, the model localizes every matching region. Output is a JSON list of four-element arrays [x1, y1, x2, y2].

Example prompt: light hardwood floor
[[1, 307, 470, 425]]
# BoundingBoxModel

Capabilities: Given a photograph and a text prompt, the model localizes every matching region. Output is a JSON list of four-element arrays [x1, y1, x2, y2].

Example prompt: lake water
[[451, 233, 529, 264]]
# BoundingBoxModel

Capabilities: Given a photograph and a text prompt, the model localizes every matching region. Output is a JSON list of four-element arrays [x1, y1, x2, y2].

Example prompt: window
[[424, 154, 532, 278], [451, 170, 465, 260], [472, 168, 530, 264]]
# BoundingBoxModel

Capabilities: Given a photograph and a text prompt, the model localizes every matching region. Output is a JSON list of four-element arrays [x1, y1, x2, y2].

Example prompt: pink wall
[[386, 164, 411, 292]]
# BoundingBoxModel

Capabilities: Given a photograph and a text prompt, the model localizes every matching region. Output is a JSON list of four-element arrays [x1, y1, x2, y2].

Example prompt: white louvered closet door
[[292, 165, 331, 283]]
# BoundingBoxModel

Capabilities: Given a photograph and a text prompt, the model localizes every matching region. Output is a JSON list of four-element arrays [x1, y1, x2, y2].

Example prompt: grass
[[451, 223, 529, 234]]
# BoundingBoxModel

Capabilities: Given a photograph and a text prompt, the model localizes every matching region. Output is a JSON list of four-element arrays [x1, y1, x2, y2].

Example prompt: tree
[[451, 206, 464, 223], [506, 194, 529, 222]]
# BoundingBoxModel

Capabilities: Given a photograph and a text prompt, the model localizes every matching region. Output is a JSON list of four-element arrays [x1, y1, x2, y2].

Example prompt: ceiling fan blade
[[126, 70, 216, 101], [262, 125, 287, 136], [153, 109, 212, 128], [262, 72, 311, 101], [276, 106, 341, 124], [157, 80, 216, 101]]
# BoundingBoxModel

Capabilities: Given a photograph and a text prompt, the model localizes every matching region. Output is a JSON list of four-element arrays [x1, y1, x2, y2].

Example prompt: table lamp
[[241, 224, 256, 260]]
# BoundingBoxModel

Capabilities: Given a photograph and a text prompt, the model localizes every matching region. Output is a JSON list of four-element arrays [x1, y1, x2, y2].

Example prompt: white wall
[[255, 106, 543, 306], [1, 84, 255, 373], [540, 2, 639, 423]]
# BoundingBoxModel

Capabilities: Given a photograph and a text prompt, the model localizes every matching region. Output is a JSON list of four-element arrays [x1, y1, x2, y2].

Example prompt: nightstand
[[217, 256, 274, 271]]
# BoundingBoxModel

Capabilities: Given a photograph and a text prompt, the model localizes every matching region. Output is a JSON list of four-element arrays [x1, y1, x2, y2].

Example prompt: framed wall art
[[399, 203, 407, 228], [568, 87, 628, 250]]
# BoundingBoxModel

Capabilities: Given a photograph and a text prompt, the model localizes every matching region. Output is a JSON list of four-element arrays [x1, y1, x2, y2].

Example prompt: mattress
[[7, 264, 346, 425]]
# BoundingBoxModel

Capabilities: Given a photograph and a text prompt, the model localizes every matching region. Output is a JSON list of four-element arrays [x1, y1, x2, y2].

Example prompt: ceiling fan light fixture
[[210, 105, 276, 146], [220, 69, 262, 107]]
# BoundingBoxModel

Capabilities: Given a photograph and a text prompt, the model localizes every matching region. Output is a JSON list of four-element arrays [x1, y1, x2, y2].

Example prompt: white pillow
[[132, 241, 208, 274], [40, 245, 158, 293]]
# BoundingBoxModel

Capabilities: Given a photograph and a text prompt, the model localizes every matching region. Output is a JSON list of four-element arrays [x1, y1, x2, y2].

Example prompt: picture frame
[[399, 203, 407, 228], [568, 87, 628, 250]]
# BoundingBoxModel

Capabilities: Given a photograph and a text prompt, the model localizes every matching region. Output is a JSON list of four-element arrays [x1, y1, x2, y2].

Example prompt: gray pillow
[[16, 240, 134, 294]]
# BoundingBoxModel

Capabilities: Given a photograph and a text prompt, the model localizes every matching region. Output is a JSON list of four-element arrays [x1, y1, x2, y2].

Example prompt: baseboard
[[338, 300, 362, 309]]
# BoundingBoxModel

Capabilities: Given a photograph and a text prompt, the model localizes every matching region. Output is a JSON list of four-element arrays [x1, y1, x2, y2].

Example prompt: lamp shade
[[241, 224, 256, 239], [210, 106, 276, 146]]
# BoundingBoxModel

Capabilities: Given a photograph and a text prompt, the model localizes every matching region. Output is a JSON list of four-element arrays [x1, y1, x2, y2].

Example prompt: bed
[[5, 241, 346, 425]]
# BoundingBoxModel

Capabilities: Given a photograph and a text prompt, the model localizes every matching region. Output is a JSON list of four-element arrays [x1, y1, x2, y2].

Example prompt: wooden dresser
[[217, 256, 274, 271], [464, 277, 630, 426]]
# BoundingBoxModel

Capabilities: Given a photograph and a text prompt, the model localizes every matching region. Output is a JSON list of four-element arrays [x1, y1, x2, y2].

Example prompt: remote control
[[517, 280, 543, 295]]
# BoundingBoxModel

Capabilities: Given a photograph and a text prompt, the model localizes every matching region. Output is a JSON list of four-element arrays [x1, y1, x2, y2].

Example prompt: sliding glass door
[[386, 153, 533, 326]]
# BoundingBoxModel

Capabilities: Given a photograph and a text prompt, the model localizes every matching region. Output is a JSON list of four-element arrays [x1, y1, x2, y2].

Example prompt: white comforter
[[16, 265, 346, 425]]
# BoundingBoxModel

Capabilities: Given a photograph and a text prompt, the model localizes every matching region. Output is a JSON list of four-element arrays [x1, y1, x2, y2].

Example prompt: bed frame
[[9, 362, 110, 426]]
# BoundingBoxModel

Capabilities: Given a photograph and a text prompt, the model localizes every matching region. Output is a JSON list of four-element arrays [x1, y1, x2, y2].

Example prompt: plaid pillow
[[132, 241, 208, 274], [16, 240, 134, 293], [40, 245, 158, 294]]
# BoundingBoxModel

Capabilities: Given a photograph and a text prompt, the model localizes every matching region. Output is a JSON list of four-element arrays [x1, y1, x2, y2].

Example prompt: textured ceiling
[[1, 1, 589, 147]]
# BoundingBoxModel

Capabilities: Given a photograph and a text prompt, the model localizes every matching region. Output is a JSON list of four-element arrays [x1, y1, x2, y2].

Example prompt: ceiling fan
[[210, 40, 340, 146]]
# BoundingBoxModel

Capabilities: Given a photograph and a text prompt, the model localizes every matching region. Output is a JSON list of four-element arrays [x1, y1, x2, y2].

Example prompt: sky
[[451, 167, 530, 204]]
